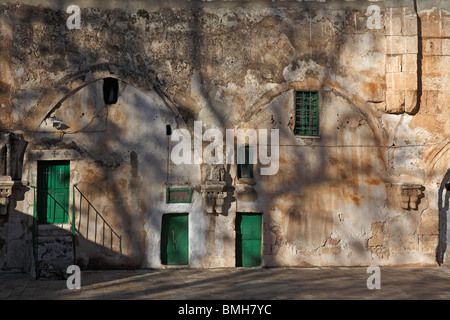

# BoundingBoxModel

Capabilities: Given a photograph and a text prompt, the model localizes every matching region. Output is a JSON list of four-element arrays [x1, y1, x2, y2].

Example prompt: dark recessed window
[[294, 90, 319, 136], [103, 78, 119, 105], [237, 146, 253, 179], [166, 125, 172, 136]]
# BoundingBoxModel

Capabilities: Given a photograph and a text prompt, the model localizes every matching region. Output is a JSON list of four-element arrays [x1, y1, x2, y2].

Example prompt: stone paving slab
[[0, 266, 449, 300]]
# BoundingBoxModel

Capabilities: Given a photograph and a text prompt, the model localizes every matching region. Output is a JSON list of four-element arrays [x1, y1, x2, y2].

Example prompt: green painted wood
[[161, 213, 189, 265], [294, 90, 319, 136], [236, 213, 262, 267], [37, 161, 70, 224]]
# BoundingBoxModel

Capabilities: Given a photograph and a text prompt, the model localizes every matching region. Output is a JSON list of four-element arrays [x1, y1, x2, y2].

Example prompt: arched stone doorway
[[24, 72, 201, 274], [437, 169, 450, 265]]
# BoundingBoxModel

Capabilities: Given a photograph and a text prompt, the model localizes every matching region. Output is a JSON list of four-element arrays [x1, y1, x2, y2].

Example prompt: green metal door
[[161, 213, 189, 265], [236, 213, 262, 267], [37, 161, 70, 224]]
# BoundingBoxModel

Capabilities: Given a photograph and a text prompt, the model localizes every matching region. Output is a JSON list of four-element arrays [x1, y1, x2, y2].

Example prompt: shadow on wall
[[5, 2, 440, 269], [0, 185, 131, 277], [437, 169, 450, 265]]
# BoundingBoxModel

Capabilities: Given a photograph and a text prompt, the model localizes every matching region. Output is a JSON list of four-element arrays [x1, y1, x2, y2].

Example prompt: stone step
[[37, 237, 73, 260], [34, 224, 75, 279], [37, 223, 73, 237], [38, 247, 73, 261], [37, 259, 74, 280]]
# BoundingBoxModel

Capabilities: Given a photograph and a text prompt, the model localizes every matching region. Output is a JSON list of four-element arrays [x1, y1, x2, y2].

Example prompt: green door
[[37, 161, 70, 224], [161, 213, 189, 265], [236, 213, 262, 267]]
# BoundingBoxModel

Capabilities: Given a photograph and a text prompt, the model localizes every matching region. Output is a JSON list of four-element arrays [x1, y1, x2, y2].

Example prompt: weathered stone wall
[[0, 0, 449, 272]]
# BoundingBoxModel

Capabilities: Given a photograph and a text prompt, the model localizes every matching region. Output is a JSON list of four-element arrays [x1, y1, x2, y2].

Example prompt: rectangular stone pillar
[[385, 7, 419, 114]]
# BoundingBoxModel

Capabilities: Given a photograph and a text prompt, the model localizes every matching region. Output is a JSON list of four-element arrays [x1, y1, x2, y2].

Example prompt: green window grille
[[294, 90, 319, 136], [166, 188, 193, 203]]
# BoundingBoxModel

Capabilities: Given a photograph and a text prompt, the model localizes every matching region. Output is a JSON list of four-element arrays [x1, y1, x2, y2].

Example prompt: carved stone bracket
[[0, 176, 14, 215], [201, 181, 226, 214], [400, 183, 423, 210]]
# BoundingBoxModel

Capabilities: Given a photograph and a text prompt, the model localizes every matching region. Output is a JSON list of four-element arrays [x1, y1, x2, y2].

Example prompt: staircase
[[35, 223, 74, 279], [30, 184, 121, 279]]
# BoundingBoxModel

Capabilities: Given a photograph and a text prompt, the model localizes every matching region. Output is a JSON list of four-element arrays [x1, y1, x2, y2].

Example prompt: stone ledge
[[28, 149, 82, 161]]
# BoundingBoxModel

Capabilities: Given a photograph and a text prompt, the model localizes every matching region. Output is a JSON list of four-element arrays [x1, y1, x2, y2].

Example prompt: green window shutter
[[294, 90, 319, 136]]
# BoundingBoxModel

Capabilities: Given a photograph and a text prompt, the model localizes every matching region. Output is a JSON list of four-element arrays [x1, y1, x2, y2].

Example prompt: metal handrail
[[29, 184, 122, 278], [73, 184, 122, 254], [29, 186, 39, 279]]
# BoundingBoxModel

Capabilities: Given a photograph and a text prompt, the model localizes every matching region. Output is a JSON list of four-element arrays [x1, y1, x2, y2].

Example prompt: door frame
[[160, 212, 190, 266], [27, 149, 81, 225], [235, 212, 263, 267], [37, 160, 70, 224]]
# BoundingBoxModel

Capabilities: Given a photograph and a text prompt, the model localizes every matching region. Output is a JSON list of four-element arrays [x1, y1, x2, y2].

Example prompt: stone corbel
[[0, 176, 14, 215], [400, 183, 423, 210], [201, 181, 226, 214]]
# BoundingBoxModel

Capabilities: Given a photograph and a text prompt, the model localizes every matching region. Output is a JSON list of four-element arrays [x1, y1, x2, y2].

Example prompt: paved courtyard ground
[[1, 266, 449, 300]]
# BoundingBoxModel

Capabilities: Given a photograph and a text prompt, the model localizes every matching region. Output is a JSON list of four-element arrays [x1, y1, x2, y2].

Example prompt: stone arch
[[425, 137, 450, 265], [24, 64, 186, 131], [236, 77, 389, 172], [22, 65, 203, 269], [239, 78, 387, 142], [437, 169, 450, 265], [424, 136, 450, 177]]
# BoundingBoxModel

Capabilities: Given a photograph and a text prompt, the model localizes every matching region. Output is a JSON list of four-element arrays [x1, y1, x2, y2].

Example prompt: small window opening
[[294, 90, 319, 136], [103, 78, 119, 105], [237, 146, 253, 179], [166, 188, 193, 203]]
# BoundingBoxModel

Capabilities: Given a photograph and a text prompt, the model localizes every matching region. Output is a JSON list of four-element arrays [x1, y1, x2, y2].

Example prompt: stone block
[[442, 15, 450, 37], [319, 245, 341, 255], [386, 55, 402, 73], [405, 90, 418, 114], [423, 38, 442, 56], [421, 10, 442, 38], [441, 75, 450, 90], [402, 54, 417, 73], [420, 235, 438, 252], [368, 222, 385, 247], [423, 75, 442, 91], [385, 15, 402, 36], [418, 213, 438, 235], [419, 90, 440, 114], [404, 36, 418, 54], [386, 36, 405, 55], [386, 72, 404, 90], [402, 14, 418, 36], [386, 54, 402, 72], [440, 56, 450, 74], [385, 90, 405, 114], [402, 235, 419, 251], [404, 72, 417, 91], [442, 39, 450, 55], [437, 91, 450, 113], [422, 55, 440, 75]]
